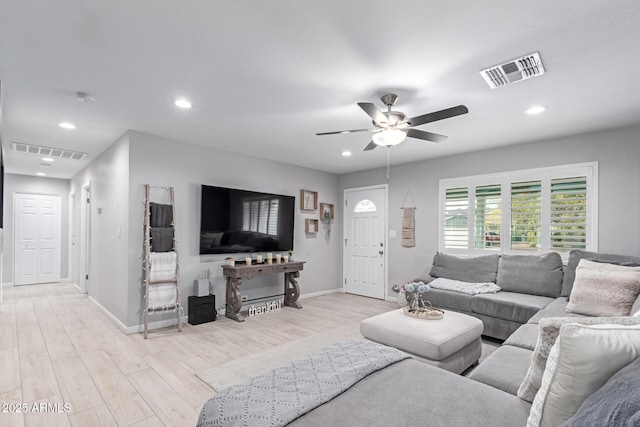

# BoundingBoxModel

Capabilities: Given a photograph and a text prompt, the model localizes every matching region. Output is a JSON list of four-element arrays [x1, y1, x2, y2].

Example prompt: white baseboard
[[1, 282, 13, 287], [89, 296, 187, 335], [385, 295, 399, 303], [299, 288, 342, 300]]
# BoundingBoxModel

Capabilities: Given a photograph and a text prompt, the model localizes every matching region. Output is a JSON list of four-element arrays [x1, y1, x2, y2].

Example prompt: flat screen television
[[200, 185, 295, 255]]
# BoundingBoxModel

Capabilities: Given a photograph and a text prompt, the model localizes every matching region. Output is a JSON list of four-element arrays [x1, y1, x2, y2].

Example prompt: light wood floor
[[0, 283, 397, 426]]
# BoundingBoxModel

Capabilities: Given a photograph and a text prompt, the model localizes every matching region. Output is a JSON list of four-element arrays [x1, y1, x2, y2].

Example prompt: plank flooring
[[0, 283, 396, 426]]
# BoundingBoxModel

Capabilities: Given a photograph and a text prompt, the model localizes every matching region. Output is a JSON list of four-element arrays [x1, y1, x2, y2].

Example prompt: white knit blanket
[[149, 251, 177, 282], [429, 277, 501, 295], [148, 252, 178, 309]]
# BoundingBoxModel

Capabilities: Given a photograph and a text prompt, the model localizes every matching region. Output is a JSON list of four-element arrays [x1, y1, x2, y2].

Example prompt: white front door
[[343, 185, 387, 299], [14, 193, 61, 285]]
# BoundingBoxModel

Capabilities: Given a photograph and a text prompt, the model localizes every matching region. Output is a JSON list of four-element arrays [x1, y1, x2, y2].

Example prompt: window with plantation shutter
[[475, 184, 501, 250], [550, 176, 587, 251], [439, 162, 597, 259], [510, 180, 541, 251], [444, 187, 469, 249]]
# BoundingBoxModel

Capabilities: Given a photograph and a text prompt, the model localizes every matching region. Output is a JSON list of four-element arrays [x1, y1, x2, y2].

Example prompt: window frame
[[438, 162, 598, 259]]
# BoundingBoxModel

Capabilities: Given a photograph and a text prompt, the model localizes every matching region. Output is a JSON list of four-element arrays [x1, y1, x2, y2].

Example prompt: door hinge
[[86, 198, 90, 203], [345, 200, 347, 206], [344, 278, 347, 285], [85, 274, 89, 280]]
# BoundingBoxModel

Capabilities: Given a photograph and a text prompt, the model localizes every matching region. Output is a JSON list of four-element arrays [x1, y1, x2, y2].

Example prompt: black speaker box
[[188, 295, 217, 325]]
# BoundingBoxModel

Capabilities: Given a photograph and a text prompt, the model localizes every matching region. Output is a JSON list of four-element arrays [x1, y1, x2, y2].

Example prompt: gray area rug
[[197, 322, 501, 391]]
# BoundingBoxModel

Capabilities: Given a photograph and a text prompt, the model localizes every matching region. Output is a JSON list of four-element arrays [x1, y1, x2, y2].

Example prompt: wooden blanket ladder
[[143, 184, 183, 338]]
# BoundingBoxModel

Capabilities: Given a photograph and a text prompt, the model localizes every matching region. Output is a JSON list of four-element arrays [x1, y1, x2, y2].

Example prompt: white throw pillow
[[633, 294, 640, 317], [517, 316, 640, 402], [526, 323, 640, 427], [566, 259, 640, 317]]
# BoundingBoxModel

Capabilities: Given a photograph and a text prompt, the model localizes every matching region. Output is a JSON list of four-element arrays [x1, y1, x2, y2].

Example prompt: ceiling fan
[[316, 93, 469, 151]]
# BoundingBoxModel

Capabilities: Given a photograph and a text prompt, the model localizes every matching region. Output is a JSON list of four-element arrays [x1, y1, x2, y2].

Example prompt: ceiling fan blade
[[316, 129, 369, 136], [407, 128, 448, 143], [357, 102, 387, 125], [363, 141, 378, 151], [407, 105, 468, 127]]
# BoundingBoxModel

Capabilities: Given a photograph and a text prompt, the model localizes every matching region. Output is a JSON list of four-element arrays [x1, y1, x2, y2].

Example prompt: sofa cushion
[[496, 253, 563, 298], [517, 316, 640, 403], [503, 323, 538, 351], [527, 323, 640, 427], [470, 292, 554, 324], [562, 358, 640, 427], [566, 259, 640, 317], [561, 249, 640, 297], [468, 345, 533, 395], [429, 252, 499, 284], [527, 297, 588, 324], [423, 288, 473, 313]]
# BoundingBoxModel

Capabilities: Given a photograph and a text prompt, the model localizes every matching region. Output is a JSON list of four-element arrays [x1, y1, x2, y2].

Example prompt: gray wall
[[2, 174, 70, 284], [125, 131, 341, 328], [70, 134, 130, 324], [339, 124, 640, 298]]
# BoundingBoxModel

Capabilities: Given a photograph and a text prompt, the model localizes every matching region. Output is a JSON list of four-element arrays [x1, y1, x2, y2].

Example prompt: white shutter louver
[[510, 180, 541, 251], [444, 187, 469, 249], [474, 184, 501, 249], [550, 176, 587, 251]]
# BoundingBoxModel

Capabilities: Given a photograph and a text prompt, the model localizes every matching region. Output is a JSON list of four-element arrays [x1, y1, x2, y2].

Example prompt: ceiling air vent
[[480, 52, 546, 89], [11, 142, 87, 160]]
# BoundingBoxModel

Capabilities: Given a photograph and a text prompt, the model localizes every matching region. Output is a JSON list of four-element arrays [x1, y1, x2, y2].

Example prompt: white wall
[[339, 124, 640, 298], [2, 174, 70, 284], [70, 134, 130, 324], [125, 131, 341, 328]]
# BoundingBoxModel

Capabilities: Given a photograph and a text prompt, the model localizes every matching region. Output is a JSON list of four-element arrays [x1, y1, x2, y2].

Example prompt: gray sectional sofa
[[198, 249, 640, 426], [417, 251, 586, 339]]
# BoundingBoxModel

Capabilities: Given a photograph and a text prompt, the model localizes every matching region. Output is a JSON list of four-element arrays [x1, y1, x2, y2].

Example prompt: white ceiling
[[1, 1, 640, 179]]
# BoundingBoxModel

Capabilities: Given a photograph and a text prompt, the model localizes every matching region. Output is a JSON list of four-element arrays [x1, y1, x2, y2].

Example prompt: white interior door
[[343, 185, 387, 299], [14, 193, 61, 285]]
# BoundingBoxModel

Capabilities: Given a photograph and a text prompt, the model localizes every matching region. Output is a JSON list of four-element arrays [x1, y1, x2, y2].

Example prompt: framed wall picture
[[319, 203, 334, 221], [300, 189, 318, 211]]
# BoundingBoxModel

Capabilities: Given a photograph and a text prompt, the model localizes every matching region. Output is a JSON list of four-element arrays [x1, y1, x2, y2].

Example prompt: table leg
[[284, 271, 302, 309], [225, 276, 245, 322]]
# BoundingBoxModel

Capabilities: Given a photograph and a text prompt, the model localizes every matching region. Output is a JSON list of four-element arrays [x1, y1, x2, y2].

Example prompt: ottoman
[[360, 309, 484, 374]]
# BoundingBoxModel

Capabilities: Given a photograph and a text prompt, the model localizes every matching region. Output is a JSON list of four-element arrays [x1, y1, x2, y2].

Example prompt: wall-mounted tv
[[200, 185, 295, 255]]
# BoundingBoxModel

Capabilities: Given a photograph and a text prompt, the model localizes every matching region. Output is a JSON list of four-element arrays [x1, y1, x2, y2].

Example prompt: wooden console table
[[221, 260, 305, 322]]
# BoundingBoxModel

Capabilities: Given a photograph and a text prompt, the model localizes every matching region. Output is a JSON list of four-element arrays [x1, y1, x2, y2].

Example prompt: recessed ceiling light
[[36, 172, 46, 177], [42, 157, 55, 162], [59, 122, 76, 129], [174, 99, 192, 109], [342, 150, 352, 157], [525, 106, 548, 115]]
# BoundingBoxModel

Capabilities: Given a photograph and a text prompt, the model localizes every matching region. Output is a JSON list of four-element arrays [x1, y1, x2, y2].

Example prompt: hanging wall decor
[[401, 189, 417, 248]]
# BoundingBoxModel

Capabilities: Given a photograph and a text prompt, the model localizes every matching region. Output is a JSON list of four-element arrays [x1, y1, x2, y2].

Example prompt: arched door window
[[354, 199, 377, 213]]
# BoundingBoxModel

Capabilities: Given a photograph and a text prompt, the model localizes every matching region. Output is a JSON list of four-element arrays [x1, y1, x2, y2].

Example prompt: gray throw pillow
[[496, 252, 563, 298], [428, 252, 499, 283], [561, 250, 640, 298], [561, 358, 640, 426]]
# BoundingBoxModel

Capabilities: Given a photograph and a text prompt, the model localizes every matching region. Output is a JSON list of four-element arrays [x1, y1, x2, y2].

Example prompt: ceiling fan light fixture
[[174, 99, 192, 109], [372, 128, 407, 147], [525, 105, 548, 115]]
